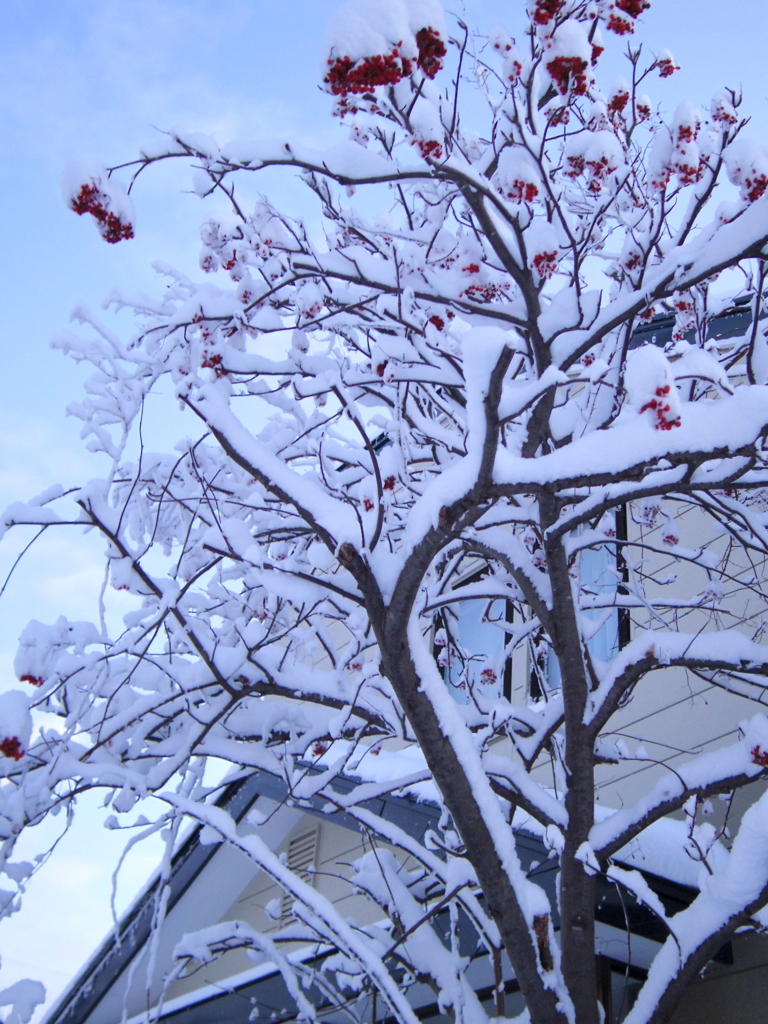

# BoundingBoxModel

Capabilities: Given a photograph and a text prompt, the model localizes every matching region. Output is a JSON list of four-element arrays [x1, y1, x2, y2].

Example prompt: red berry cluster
[[532, 250, 558, 279], [547, 106, 570, 126], [363, 497, 375, 511], [334, 98, 359, 117], [676, 160, 700, 186], [191, 312, 211, 342], [636, 100, 651, 121], [462, 263, 481, 274], [607, 13, 634, 34], [676, 123, 696, 146], [565, 154, 585, 178], [383, 475, 396, 490], [301, 301, 324, 320], [657, 56, 679, 78], [638, 504, 659, 525], [480, 667, 498, 684], [415, 27, 446, 78], [0, 737, 23, 761], [502, 179, 539, 202], [744, 174, 768, 202], [312, 741, 328, 757], [751, 745, 768, 767], [615, 0, 651, 14], [606, 0, 650, 34], [608, 89, 630, 115], [19, 674, 44, 687], [428, 314, 445, 331], [463, 282, 508, 302], [639, 385, 680, 430], [586, 154, 614, 192], [325, 50, 411, 96], [71, 183, 134, 243], [532, 0, 565, 24], [506, 58, 523, 82], [202, 352, 228, 378], [546, 56, 589, 96], [712, 98, 737, 125], [651, 164, 672, 191], [674, 135, 701, 186], [414, 138, 444, 159], [326, 28, 443, 104], [673, 110, 702, 184], [591, 43, 605, 65], [376, 360, 388, 377], [623, 251, 641, 270]]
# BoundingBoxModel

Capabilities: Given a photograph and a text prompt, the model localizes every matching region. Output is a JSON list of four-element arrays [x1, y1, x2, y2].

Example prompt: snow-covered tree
[[5, 2, 768, 1023]]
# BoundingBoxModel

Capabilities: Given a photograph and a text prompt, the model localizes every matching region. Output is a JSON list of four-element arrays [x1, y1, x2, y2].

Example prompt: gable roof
[[46, 761, 712, 1024]]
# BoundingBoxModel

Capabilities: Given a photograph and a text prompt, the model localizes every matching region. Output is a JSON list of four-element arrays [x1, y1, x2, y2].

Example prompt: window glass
[[581, 541, 620, 664], [532, 534, 620, 698], [610, 968, 642, 1022], [442, 597, 507, 703]]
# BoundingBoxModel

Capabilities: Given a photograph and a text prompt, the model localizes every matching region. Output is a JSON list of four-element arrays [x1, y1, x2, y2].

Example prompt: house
[[39, 299, 768, 1024], [41, 761, 768, 1024]]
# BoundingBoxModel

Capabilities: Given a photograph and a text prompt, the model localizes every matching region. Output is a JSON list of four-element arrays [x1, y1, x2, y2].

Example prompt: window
[[437, 572, 512, 704], [597, 957, 644, 1023], [581, 540, 620, 664], [530, 510, 629, 699]]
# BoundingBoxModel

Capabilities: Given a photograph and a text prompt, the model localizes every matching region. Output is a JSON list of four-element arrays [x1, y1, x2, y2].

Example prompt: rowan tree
[[5, 2, 768, 1023]]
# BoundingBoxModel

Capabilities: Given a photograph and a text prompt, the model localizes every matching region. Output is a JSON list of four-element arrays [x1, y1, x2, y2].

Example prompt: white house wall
[[165, 815, 421, 1003]]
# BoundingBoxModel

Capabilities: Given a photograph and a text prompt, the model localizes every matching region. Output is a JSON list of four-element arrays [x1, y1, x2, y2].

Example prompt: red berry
[[0, 737, 23, 761], [19, 674, 44, 687]]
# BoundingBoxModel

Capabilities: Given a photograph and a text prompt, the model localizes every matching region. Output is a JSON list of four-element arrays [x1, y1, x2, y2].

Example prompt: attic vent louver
[[281, 829, 317, 923]]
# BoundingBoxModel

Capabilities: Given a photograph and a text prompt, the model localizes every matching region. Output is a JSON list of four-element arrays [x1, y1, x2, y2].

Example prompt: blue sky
[[1, 0, 768, 1016]]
